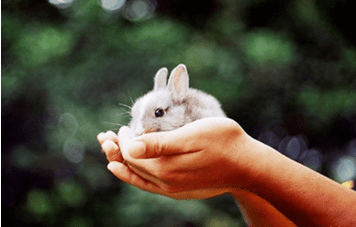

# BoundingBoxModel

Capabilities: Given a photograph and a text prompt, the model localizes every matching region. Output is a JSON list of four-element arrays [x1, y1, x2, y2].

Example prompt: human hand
[[98, 117, 258, 199], [97, 123, 232, 199]]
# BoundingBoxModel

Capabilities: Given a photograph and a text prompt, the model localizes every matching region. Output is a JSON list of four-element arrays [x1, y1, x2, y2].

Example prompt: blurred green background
[[2, 0, 356, 226]]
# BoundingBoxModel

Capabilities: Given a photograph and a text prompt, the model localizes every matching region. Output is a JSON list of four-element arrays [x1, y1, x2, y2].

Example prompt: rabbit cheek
[[159, 106, 186, 131], [140, 117, 161, 133], [130, 120, 145, 136]]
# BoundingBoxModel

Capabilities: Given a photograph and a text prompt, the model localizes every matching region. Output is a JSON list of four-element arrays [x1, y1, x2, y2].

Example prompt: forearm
[[240, 138, 356, 226], [231, 190, 297, 227]]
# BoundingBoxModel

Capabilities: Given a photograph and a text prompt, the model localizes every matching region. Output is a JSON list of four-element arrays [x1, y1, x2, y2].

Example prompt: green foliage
[[298, 86, 356, 122], [115, 185, 211, 226], [294, 0, 323, 27], [342, 47, 356, 71], [1, 68, 28, 102], [243, 29, 297, 66], [56, 181, 87, 207], [2, 13, 23, 43], [66, 216, 93, 227], [15, 26, 75, 68], [205, 212, 242, 227], [26, 189, 54, 216], [11, 145, 37, 169]]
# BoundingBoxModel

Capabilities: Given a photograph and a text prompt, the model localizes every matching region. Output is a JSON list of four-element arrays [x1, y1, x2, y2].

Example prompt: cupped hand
[[98, 117, 255, 199]]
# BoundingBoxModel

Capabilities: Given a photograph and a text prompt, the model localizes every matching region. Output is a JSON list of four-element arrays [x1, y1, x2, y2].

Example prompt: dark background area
[[2, 0, 356, 226]]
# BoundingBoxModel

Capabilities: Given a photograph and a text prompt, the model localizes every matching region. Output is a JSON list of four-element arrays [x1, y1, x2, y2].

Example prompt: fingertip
[[107, 161, 118, 171], [119, 126, 131, 135], [107, 162, 128, 180], [106, 130, 118, 143], [98, 130, 119, 145], [102, 140, 119, 152], [97, 132, 106, 144], [107, 161, 127, 173]]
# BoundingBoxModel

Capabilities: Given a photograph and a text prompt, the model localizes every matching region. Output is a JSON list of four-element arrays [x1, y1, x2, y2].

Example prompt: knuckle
[[152, 136, 162, 157], [152, 135, 167, 157]]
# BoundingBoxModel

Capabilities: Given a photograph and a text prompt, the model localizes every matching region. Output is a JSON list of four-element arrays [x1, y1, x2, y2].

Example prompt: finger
[[118, 126, 135, 159], [97, 132, 106, 144], [129, 117, 241, 159], [97, 130, 118, 145], [107, 162, 227, 200], [127, 125, 199, 159], [107, 161, 164, 194], [102, 140, 123, 162], [126, 160, 168, 190]]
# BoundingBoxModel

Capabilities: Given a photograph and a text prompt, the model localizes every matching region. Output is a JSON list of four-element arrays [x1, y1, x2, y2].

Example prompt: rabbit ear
[[167, 64, 189, 101], [154, 67, 168, 91]]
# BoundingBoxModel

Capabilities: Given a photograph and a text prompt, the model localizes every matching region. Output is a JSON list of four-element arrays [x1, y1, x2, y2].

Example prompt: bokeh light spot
[[16, 27, 74, 67], [258, 129, 280, 149], [123, 0, 156, 21], [57, 181, 87, 207], [285, 137, 301, 160], [48, 0, 74, 9], [301, 149, 323, 171], [132, 0, 149, 18], [63, 138, 85, 163], [331, 156, 356, 182], [243, 29, 296, 65], [101, 0, 126, 11], [58, 113, 79, 139], [11, 145, 36, 169], [26, 189, 53, 216]]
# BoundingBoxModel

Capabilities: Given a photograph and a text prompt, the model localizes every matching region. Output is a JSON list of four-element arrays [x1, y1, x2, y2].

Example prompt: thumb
[[128, 128, 194, 159], [127, 118, 241, 159]]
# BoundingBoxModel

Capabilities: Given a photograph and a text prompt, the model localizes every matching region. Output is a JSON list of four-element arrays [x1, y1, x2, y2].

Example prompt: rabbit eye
[[155, 108, 164, 117]]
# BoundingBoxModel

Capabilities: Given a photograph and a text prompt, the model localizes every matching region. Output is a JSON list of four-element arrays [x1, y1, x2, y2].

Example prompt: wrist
[[228, 134, 275, 191]]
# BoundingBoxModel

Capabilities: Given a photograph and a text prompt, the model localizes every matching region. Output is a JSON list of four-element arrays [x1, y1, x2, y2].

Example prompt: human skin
[[98, 117, 356, 227]]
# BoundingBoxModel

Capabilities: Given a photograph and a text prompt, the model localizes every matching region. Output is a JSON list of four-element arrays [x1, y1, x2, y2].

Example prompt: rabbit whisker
[[103, 121, 126, 127], [117, 111, 130, 116], [126, 89, 135, 105], [118, 103, 132, 110]]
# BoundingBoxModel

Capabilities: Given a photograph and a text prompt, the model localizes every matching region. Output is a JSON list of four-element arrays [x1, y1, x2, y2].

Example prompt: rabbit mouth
[[137, 127, 161, 136], [144, 128, 158, 134]]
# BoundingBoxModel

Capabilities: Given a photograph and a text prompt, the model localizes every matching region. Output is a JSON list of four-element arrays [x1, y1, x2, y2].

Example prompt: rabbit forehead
[[144, 90, 172, 108], [136, 90, 171, 119]]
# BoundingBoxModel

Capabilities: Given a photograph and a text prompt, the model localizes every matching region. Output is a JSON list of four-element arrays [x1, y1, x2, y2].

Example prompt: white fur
[[129, 64, 226, 136]]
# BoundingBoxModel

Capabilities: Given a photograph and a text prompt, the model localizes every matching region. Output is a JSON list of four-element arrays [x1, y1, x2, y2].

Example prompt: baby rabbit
[[129, 64, 226, 136]]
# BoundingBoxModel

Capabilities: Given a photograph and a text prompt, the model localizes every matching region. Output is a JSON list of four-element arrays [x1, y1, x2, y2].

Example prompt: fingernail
[[128, 141, 145, 158], [107, 162, 115, 170]]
